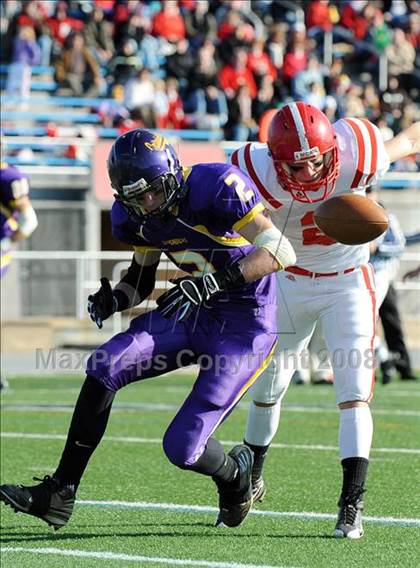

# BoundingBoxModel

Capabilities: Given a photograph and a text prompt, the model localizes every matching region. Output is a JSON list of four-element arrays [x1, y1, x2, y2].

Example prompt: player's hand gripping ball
[[314, 194, 389, 245]]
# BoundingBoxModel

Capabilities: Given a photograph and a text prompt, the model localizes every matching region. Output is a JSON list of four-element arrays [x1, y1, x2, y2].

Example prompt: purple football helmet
[[107, 129, 184, 218]]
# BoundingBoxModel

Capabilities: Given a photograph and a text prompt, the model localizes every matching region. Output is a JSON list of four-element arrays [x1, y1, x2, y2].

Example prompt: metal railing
[[8, 250, 420, 324]]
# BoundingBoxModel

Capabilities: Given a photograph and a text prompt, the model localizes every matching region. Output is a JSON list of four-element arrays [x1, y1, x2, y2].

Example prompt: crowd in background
[[1, 0, 419, 156]]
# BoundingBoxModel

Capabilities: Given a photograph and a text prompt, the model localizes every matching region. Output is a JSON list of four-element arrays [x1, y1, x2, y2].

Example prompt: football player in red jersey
[[231, 102, 420, 538]]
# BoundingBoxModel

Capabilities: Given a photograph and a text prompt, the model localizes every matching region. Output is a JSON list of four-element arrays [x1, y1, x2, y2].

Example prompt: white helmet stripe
[[288, 103, 310, 152]]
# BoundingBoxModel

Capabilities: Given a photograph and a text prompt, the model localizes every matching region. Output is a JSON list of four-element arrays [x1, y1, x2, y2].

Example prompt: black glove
[[87, 277, 118, 329], [156, 262, 247, 323], [156, 273, 221, 323]]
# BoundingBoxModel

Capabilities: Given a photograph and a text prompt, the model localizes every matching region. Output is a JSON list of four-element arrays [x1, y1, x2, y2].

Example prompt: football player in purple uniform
[[1, 159, 38, 390], [0, 161, 38, 278], [0, 129, 296, 530]]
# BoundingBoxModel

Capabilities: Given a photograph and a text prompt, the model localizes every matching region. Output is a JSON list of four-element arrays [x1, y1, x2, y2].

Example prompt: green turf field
[[1, 373, 419, 568]]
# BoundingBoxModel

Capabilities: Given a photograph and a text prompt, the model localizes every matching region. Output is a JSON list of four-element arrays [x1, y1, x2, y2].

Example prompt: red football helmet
[[267, 102, 339, 203]]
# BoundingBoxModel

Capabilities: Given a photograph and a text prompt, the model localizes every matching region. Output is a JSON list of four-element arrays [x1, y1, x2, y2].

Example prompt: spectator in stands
[[188, 39, 219, 91], [3, 0, 46, 62], [252, 76, 277, 125], [376, 115, 395, 141], [292, 54, 325, 100], [246, 38, 277, 87], [281, 25, 309, 93], [38, 22, 53, 66], [152, 0, 186, 44], [123, 68, 156, 128], [367, 9, 392, 53], [225, 83, 259, 142], [199, 85, 229, 131], [339, 1, 369, 40], [305, 0, 333, 32], [107, 37, 142, 86], [186, 84, 228, 132], [54, 32, 104, 97], [323, 95, 338, 121], [6, 25, 41, 105], [265, 23, 287, 72], [83, 5, 115, 66], [115, 11, 150, 49], [405, 13, 420, 50], [47, 1, 84, 47], [386, 28, 418, 94], [153, 78, 170, 129], [184, 0, 217, 48], [343, 83, 366, 117], [217, 9, 255, 59], [165, 77, 187, 129], [380, 76, 407, 131], [386, 0, 411, 29], [219, 48, 257, 101], [165, 38, 195, 85], [303, 81, 327, 109], [362, 82, 381, 122]]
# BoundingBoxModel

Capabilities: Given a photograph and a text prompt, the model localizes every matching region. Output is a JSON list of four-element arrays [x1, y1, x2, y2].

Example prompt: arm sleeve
[[113, 256, 159, 311]]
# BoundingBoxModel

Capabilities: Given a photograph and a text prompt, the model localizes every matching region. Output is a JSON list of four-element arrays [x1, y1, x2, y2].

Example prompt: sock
[[187, 437, 237, 484], [54, 375, 115, 489], [341, 457, 369, 500], [244, 441, 269, 483], [245, 401, 281, 446], [339, 406, 373, 460]]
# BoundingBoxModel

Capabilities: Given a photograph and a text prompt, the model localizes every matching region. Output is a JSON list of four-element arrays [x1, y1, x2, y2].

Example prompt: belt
[[285, 266, 356, 279]]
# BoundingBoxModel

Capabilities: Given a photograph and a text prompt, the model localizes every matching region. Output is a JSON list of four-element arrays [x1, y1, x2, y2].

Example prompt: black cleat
[[0, 475, 75, 530], [215, 445, 253, 528], [252, 476, 267, 503], [334, 492, 364, 539]]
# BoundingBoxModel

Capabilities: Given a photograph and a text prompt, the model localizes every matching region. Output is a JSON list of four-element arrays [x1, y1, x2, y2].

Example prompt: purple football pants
[[86, 304, 277, 467]]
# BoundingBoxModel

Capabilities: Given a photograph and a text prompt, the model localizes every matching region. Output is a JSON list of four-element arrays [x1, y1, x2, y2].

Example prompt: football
[[314, 194, 389, 245]]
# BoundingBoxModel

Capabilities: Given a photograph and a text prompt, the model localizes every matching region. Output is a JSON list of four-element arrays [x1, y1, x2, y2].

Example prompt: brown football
[[314, 194, 389, 245]]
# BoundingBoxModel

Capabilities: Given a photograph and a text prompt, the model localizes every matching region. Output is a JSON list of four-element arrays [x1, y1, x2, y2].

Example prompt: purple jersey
[[111, 162, 276, 307], [0, 163, 29, 240]]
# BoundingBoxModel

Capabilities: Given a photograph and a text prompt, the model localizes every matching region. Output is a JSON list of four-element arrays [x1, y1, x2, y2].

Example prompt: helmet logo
[[122, 177, 148, 198], [293, 146, 320, 160], [145, 134, 168, 151]]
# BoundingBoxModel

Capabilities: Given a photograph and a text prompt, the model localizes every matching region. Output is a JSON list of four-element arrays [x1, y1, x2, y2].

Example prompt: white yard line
[[0, 547, 296, 568], [2, 431, 419, 455], [75, 500, 420, 527], [2, 401, 420, 417]]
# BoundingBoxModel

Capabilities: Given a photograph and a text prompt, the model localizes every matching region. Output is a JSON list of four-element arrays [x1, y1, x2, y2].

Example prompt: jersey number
[[301, 212, 336, 246], [224, 173, 254, 203]]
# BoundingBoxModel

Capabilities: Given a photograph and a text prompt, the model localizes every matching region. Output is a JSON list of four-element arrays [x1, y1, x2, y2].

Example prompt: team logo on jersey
[[162, 238, 188, 246], [145, 134, 168, 151]]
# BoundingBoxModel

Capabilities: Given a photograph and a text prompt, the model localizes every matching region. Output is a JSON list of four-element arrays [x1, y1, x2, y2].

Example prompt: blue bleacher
[[3, 125, 223, 141], [5, 156, 90, 167], [0, 79, 57, 91], [0, 64, 54, 76], [2, 95, 119, 108], [2, 111, 102, 124]]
